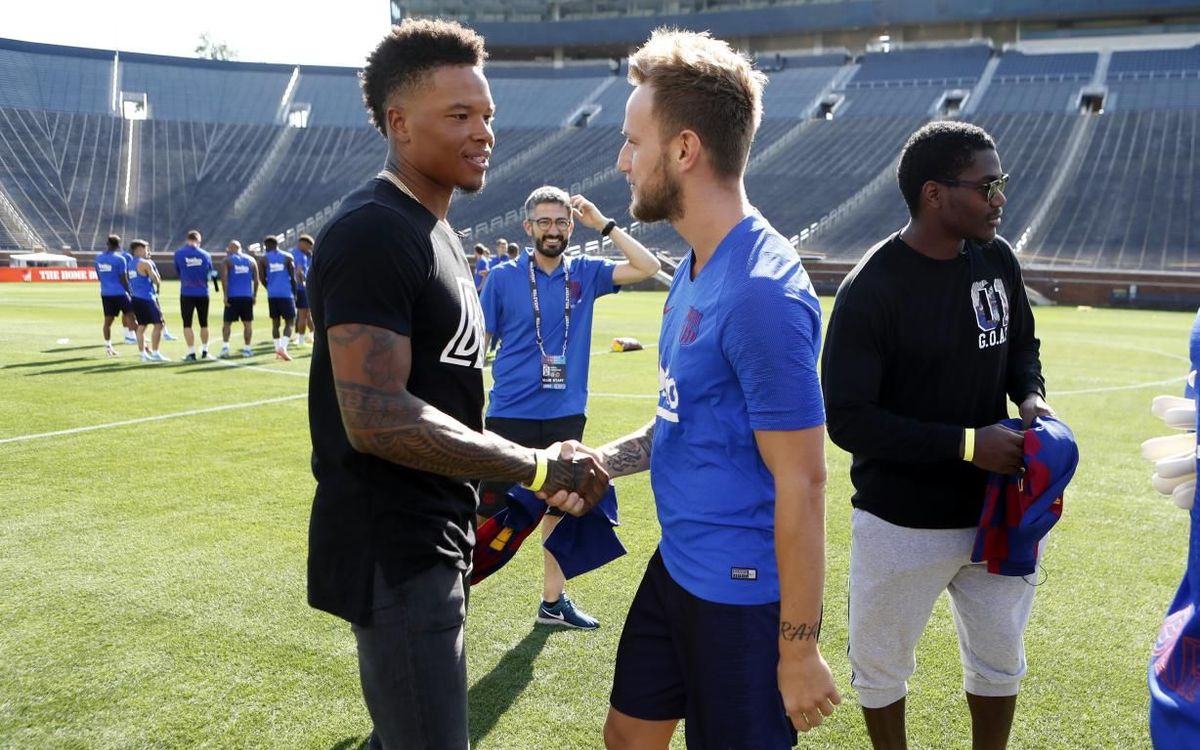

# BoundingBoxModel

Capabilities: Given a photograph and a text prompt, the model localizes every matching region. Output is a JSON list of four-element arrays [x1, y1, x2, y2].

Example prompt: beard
[[534, 234, 568, 258], [630, 151, 683, 223]]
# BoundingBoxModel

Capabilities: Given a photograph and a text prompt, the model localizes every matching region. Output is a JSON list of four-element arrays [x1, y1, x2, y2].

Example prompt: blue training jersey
[[226, 253, 256, 298], [264, 248, 294, 299], [95, 251, 129, 296], [651, 213, 824, 605], [122, 251, 137, 284], [293, 249, 311, 289], [129, 258, 157, 300], [174, 245, 212, 298]]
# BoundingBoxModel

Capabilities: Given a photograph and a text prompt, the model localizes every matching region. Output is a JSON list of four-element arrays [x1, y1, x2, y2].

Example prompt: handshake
[[534, 441, 610, 516]]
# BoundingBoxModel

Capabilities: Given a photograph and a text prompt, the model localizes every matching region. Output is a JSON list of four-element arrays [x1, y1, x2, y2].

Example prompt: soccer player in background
[[477, 185, 658, 630], [118, 242, 139, 344], [292, 234, 314, 347], [821, 121, 1054, 750], [129, 240, 169, 362], [305, 21, 609, 750], [551, 29, 841, 747], [472, 242, 490, 291], [219, 240, 259, 359], [174, 229, 213, 361], [95, 234, 131, 356], [261, 236, 297, 361]]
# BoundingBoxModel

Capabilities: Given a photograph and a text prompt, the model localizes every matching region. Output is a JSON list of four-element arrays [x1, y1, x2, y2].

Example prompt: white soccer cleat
[[149, 351, 171, 362], [242, 347, 253, 358], [218, 346, 230, 359], [140, 351, 151, 362]]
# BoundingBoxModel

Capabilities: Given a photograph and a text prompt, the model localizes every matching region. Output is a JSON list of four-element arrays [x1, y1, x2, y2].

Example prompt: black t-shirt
[[820, 233, 1045, 529], [306, 178, 486, 625]]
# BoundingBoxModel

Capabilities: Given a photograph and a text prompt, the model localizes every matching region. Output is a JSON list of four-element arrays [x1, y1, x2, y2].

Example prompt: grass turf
[[0, 282, 1189, 749]]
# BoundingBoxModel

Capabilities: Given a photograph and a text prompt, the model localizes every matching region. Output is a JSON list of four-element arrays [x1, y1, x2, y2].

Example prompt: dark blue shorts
[[295, 287, 309, 310], [131, 297, 163, 326], [224, 297, 254, 323], [268, 297, 296, 321], [101, 294, 132, 317], [610, 549, 797, 749]]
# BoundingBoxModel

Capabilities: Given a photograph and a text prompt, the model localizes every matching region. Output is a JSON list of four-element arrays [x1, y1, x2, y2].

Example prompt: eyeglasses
[[936, 173, 1009, 202], [532, 217, 572, 230]]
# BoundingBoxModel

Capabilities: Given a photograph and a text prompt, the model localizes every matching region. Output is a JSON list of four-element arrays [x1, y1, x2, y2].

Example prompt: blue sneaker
[[536, 593, 598, 630], [163, 331, 178, 341]]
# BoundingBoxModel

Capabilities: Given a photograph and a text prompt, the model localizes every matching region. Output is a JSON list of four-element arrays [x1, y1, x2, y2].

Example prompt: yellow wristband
[[963, 428, 975, 463], [523, 451, 548, 492]]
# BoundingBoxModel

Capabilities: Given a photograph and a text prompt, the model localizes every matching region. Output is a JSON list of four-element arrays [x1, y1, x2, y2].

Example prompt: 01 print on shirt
[[972, 277, 1010, 350]]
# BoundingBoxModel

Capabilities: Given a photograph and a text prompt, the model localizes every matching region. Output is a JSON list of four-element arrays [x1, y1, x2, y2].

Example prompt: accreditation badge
[[540, 354, 567, 390]]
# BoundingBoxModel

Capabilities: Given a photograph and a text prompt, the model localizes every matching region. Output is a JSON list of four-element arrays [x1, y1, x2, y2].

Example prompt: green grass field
[[0, 281, 1191, 749]]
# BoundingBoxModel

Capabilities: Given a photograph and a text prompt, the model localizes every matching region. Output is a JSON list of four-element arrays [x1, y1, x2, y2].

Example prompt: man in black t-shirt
[[306, 21, 608, 750], [821, 121, 1055, 750]]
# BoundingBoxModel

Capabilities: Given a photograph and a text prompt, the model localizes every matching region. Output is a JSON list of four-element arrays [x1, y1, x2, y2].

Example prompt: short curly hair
[[897, 121, 996, 217], [361, 19, 488, 137]]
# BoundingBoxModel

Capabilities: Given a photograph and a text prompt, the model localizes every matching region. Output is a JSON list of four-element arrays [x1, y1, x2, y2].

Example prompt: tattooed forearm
[[599, 421, 655, 478], [336, 381, 535, 483], [780, 619, 822, 643]]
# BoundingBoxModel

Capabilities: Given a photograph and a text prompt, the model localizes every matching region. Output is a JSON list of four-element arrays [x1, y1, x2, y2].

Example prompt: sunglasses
[[936, 173, 1009, 202], [531, 217, 572, 230]]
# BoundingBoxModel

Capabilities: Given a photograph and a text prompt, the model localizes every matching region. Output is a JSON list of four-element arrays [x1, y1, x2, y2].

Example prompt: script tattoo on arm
[[330, 324, 534, 484], [780, 619, 822, 643], [599, 420, 655, 478]]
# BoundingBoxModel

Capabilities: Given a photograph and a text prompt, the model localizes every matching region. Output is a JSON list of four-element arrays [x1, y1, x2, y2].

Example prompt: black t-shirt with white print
[[307, 177, 485, 625]]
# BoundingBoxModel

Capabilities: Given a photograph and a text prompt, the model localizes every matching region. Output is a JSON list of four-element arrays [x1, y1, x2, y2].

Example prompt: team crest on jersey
[[679, 306, 704, 346], [971, 278, 1009, 350], [440, 277, 486, 369]]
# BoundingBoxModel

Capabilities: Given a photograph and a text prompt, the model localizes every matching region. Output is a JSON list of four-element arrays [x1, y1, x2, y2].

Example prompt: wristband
[[523, 451, 548, 492], [962, 428, 975, 463], [600, 219, 617, 237]]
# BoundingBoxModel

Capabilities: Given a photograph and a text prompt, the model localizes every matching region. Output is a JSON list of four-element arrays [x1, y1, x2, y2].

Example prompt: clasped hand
[[537, 441, 610, 515]]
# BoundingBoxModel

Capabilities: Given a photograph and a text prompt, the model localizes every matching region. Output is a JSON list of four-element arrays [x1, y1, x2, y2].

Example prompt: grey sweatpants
[[848, 508, 1039, 709]]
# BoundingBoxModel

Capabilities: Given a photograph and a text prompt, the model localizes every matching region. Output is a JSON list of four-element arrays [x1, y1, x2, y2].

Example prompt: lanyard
[[528, 254, 570, 358]]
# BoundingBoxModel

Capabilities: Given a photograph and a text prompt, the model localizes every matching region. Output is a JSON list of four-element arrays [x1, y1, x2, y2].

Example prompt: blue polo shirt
[[651, 212, 824, 605], [480, 249, 618, 420]]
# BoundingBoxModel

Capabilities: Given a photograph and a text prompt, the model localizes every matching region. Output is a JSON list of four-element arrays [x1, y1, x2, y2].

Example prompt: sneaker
[[105, 346, 118, 357], [218, 346, 230, 359], [123, 334, 137, 344], [182, 353, 197, 362], [163, 331, 178, 341], [149, 351, 170, 362], [140, 351, 151, 362], [200, 350, 211, 360], [536, 593, 599, 630], [241, 347, 254, 358], [275, 347, 293, 362]]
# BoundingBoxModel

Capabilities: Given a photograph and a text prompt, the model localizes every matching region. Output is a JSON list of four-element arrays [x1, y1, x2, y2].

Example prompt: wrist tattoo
[[780, 619, 822, 642], [604, 423, 655, 475]]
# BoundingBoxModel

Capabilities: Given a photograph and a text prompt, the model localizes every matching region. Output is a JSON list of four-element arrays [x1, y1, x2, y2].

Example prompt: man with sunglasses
[[821, 121, 1054, 750], [478, 185, 659, 629]]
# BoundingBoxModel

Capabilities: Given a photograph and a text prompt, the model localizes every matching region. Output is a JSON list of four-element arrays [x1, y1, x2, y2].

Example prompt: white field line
[[0, 394, 305, 445]]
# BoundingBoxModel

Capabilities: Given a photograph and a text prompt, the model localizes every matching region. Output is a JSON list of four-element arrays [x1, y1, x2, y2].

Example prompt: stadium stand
[[1, 32, 1200, 287]]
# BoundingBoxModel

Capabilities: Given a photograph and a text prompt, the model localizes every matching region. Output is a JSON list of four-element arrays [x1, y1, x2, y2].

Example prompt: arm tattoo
[[331, 325, 533, 483], [336, 382, 534, 483], [601, 421, 655, 478], [780, 619, 822, 643]]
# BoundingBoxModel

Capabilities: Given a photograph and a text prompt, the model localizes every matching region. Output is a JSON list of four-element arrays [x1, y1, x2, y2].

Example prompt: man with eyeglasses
[[821, 120, 1054, 750], [478, 185, 660, 629]]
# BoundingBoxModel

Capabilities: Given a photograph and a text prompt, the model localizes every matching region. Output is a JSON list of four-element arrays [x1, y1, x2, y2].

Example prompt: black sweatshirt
[[820, 233, 1045, 529]]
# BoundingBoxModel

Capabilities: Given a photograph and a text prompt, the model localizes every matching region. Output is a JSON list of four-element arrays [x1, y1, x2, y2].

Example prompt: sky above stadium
[[5, 0, 391, 67]]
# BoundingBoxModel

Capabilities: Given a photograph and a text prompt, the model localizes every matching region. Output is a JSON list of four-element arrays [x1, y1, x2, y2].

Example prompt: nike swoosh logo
[[540, 609, 565, 620], [663, 306, 674, 315]]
